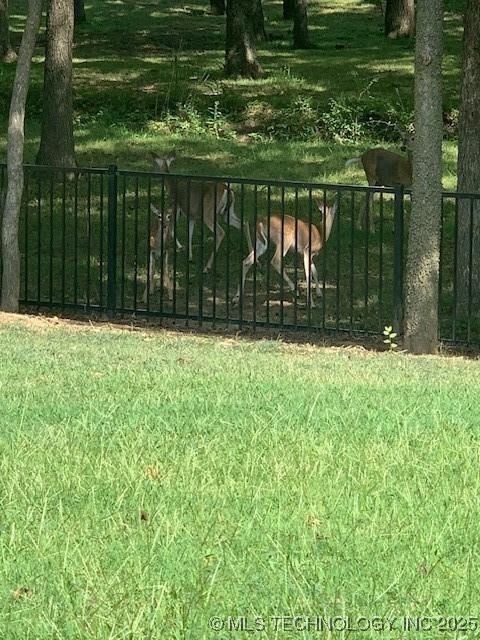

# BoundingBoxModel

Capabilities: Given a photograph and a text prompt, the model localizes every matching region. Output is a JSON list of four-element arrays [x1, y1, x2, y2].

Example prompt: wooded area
[[0, 0, 476, 353]]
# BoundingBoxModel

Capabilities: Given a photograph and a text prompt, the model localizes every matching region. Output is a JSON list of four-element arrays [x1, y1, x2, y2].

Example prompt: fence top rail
[[2, 162, 480, 200], [116, 169, 402, 193]]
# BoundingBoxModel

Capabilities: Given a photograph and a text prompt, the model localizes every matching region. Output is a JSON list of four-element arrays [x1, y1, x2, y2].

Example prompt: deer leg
[[303, 250, 312, 306], [164, 250, 173, 301], [143, 250, 156, 303], [271, 245, 295, 296], [232, 233, 268, 304], [204, 223, 225, 273], [311, 261, 322, 301], [175, 208, 183, 250], [188, 218, 195, 262]]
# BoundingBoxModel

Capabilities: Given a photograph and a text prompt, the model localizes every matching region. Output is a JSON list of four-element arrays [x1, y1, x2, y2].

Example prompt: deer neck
[[323, 201, 337, 241]]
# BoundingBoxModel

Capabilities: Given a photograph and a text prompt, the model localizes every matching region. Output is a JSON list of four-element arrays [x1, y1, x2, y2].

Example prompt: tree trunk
[[253, 0, 267, 41], [385, 0, 415, 38], [404, 0, 444, 354], [210, 0, 225, 15], [456, 0, 480, 314], [74, 0, 86, 24], [1, 0, 42, 313], [283, 0, 294, 19], [225, 0, 263, 78], [36, 0, 76, 167], [0, 0, 17, 62], [293, 0, 309, 48]]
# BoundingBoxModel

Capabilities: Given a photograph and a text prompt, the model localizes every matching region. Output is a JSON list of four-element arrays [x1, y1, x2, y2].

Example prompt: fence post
[[107, 164, 118, 317], [393, 185, 404, 334]]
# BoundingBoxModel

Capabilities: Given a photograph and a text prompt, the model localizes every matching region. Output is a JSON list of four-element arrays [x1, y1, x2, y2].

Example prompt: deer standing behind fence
[[143, 204, 174, 303], [232, 197, 338, 307], [345, 132, 414, 232], [150, 151, 252, 272]]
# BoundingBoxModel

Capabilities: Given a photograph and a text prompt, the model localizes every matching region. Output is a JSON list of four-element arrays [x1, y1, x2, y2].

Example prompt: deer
[[345, 132, 414, 232], [143, 203, 174, 303], [232, 197, 338, 307], [150, 151, 252, 272]]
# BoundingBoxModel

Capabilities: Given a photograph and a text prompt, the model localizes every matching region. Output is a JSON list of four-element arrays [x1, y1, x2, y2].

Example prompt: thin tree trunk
[[225, 0, 263, 78], [456, 0, 480, 313], [36, 0, 76, 167], [385, 0, 415, 38], [293, 0, 309, 48], [74, 0, 86, 24], [283, 0, 294, 19], [253, 0, 267, 41], [0, 0, 17, 62], [404, 0, 444, 354], [210, 0, 225, 15], [1, 0, 42, 312]]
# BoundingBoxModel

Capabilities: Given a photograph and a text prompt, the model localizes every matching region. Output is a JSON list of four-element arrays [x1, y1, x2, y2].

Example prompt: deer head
[[150, 150, 177, 173]]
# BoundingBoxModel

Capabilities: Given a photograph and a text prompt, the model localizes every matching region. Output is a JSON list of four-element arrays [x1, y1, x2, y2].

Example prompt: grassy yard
[[0, 315, 480, 639], [0, 0, 464, 187]]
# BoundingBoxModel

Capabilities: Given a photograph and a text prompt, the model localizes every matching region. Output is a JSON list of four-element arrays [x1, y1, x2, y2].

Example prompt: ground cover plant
[[0, 315, 480, 639]]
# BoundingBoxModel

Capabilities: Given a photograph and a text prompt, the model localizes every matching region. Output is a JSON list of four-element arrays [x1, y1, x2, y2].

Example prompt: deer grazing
[[232, 197, 338, 307], [345, 132, 414, 232], [143, 204, 174, 303], [150, 151, 252, 272]]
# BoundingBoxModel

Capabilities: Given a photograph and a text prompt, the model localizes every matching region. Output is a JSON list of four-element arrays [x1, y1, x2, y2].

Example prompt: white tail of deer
[[232, 196, 338, 307], [345, 132, 414, 231], [143, 204, 174, 303], [150, 151, 252, 272]]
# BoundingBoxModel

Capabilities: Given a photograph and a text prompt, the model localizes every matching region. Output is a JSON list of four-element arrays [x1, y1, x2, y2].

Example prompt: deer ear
[[150, 203, 160, 216], [314, 198, 325, 212]]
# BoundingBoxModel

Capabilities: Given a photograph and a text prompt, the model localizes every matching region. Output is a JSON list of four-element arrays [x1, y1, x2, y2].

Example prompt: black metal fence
[[1, 163, 479, 345]]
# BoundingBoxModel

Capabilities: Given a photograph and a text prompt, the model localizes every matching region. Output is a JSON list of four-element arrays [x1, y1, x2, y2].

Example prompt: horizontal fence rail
[[0, 163, 479, 346]]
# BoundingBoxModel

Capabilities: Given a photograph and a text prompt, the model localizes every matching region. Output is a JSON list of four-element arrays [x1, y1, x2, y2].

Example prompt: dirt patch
[[0, 310, 475, 360]]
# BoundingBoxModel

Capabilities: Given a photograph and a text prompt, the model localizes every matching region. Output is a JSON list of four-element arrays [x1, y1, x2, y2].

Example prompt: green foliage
[[383, 325, 399, 351]]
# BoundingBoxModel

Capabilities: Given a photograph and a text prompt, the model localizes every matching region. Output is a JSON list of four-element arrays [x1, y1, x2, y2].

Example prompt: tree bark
[[74, 0, 86, 24], [404, 0, 444, 355], [0, 0, 17, 62], [385, 0, 415, 38], [456, 0, 480, 313], [293, 0, 309, 48], [210, 0, 225, 15], [253, 0, 267, 41], [1, 0, 42, 312], [36, 0, 76, 167], [283, 0, 294, 19], [225, 0, 263, 78]]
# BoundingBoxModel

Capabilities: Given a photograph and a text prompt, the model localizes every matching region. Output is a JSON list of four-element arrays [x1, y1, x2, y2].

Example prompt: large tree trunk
[[36, 0, 76, 167], [210, 0, 225, 15], [0, 0, 17, 62], [404, 0, 444, 354], [283, 0, 294, 19], [456, 0, 480, 314], [253, 0, 267, 41], [293, 0, 309, 48], [225, 0, 263, 78], [1, 0, 42, 312], [74, 0, 86, 24], [385, 0, 415, 38]]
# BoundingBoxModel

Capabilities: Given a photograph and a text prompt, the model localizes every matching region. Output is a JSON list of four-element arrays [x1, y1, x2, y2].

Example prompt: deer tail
[[345, 157, 361, 168]]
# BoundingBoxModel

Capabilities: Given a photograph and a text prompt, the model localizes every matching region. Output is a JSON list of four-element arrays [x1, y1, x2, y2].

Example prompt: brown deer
[[345, 132, 414, 231], [143, 204, 174, 303], [150, 151, 252, 272], [232, 197, 338, 307]]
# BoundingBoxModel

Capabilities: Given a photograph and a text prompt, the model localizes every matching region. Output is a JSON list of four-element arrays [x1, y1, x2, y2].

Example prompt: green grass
[[1, 316, 480, 639], [0, 0, 464, 187]]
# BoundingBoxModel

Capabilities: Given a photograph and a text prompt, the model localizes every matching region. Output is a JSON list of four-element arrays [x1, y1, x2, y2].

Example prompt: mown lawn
[[0, 315, 480, 639]]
